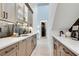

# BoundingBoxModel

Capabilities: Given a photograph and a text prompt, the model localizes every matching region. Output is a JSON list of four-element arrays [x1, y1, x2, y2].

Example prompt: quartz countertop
[[0, 33, 37, 50], [52, 31, 79, 56]]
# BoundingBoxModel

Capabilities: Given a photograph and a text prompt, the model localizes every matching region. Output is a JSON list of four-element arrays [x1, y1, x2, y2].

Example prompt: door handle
[[63, 48, 70, 54], [5, 47, 15, 54]]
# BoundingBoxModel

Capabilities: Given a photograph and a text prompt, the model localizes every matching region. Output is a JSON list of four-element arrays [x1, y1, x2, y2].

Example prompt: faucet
[[60, 31, 64, 36]]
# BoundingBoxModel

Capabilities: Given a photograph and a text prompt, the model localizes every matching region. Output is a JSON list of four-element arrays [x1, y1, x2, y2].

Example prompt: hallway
[[31, 37, 50, 56]]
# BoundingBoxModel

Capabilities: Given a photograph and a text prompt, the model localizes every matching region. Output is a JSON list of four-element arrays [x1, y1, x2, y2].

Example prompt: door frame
[[40, 20, 47, 38]]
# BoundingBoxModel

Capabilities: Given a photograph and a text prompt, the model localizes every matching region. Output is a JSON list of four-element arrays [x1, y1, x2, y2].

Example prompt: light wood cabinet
[[53, 38, 61, 56], [18, 39, 26, 56], [0, 43, 18, 56], [26, 37, 32, 56], [26, 35, 37, 56], [0, 34, 37, 56], [60, 45, 76, 56], [34, 34, 37, 48], [53, 37, 76, 56], [31, 35, 37, 50], [31, 36, 34, 51], [18, 34, 37, 56]]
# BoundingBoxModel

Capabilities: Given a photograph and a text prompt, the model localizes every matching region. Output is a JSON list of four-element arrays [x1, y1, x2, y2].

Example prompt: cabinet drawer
[[0, 43, 18, 56], [53, 37, 77, 56], [61, 45, 76, 56]]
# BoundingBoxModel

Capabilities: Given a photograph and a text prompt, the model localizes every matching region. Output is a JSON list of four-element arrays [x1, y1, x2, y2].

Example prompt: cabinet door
[[0, 4, 2, 19], [16, 3, 24, 23], [2, 3, 7, 20], [28, 9, 33, 26], [61, 45, 76, 56], [53, 41, 57, 56], [34, 34, 37, 48], [26, 37, 32, 56], [2, 3, 16, 23], [24, 4, 28, 23], [31, 35, 37, 50], [31, 37, 34, 50], [4, 48, 17, 56], [6, 3, 16, 23], [53, 38, 61, 56], [18, 40, 26, 56], [0, 43, 18, 56]]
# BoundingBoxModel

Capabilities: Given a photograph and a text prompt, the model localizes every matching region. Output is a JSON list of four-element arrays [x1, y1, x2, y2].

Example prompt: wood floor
[[31, 37, 50, 56]]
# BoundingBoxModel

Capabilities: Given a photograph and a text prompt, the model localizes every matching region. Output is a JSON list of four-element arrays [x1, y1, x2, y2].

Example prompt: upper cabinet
[[28, 9, 33, 27], [24, 4, 28, 23], [25, 3, 33, 27], [0, 3, 33, 26], [0, 4, 2, 19], [1, 3, 16, 23], [16, 3, 24, 23]]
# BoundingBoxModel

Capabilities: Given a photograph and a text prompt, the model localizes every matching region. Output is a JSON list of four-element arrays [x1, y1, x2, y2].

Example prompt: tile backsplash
[[0, 20, 31, 38], [0, 21, 14, 38]]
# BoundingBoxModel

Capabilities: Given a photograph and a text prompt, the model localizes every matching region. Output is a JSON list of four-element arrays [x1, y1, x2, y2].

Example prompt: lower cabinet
[[53, 37, 76, 56], [26, 34, 37, 56], [33, 34, 37, 49], [60, 45, 76, 56], [0, 34, 37, 56], [53, 39, 61, 56], [18, 39, 26, 56], [0, 43, 18, 56], [18, 34, 37, 56], [26, 37, 32, 56], [31, 36, 35, 51]]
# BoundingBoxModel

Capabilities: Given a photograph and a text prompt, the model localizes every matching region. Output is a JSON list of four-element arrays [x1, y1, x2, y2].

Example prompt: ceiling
[[29, 3, 49, 7], [37, 3, 49, 6]]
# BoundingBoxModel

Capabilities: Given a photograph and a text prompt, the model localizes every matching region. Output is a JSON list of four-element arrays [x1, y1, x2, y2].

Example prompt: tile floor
[[31, 37, 50, 56]]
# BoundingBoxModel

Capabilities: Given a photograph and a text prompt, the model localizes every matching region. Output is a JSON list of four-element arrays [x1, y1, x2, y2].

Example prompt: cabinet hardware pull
[[54, 44, 56, 49], [5, 47, 15, 53], [22, 40, 25, 42], [3, 11, 5, 18], [63, 48, 70, 54], [5, 13, 8, 19]]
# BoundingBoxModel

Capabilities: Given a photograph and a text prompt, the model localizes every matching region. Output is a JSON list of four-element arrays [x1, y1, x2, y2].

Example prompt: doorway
[[40, 20, 47, 38], [41, 22, 46, 37]]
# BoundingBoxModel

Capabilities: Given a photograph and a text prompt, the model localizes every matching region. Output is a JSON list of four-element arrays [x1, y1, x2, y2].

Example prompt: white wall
[[48, 3, 57, 55], [53, 3, 79, 31], [37, 5, 49, 39]]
